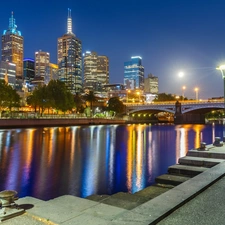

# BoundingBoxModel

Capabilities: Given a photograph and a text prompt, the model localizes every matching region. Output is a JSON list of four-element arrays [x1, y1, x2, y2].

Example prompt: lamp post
[[126, 90, 130, 103], [195, 87, 199, 101], [182, 86, 186, 100], [216, 65, 225, 115], [136, 91, 140, 103]]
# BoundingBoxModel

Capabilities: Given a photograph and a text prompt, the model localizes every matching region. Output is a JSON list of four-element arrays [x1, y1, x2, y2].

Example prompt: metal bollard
[[0, 190, 24, 222], [223, 136, 225, 142], [213, 137, 223, 147], [0, 190, 18, 207]]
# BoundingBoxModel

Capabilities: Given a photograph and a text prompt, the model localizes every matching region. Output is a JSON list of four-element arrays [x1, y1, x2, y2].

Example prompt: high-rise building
[[0, 61, 16, 87], [1, 12, 23, 79], [57, 9, 82, 94], [45, 63, 58, 85], [124, 56, 144, 90], [35, 50, 50, 78], [23, 58, 35, 81], [97, 55, 109, 86], [144, 73, 158, 94], [83, 51, 109, 92]]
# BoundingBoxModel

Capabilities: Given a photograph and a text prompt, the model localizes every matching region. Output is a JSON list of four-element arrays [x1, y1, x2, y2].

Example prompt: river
[[0, 123, 224, 200]]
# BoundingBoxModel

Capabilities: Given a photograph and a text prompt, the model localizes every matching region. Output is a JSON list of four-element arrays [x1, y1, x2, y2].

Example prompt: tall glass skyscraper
[[57, 9, 82, 94], [124, 56, 144, 90], [23, 58, 35, 81], [1, 12, 23, 79]]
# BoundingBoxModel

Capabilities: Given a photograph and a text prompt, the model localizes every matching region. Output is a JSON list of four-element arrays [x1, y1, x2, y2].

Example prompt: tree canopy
[[0, 80, 21, 114], [107, 97, 126, 114], [153, 93, 178, 102], [27, 80, 75, 114]]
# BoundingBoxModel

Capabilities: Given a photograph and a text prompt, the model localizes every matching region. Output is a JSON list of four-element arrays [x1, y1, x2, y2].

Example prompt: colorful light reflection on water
[[0, 123, 223, 200]]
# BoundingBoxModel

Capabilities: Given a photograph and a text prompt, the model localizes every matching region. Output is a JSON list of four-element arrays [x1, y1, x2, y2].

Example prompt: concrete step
[[155, 174, 190, 186], [87, 192, 146, 210], [134, 184, 172, 200], [168, 164, 208, 176], [178, 156, 224, 168], [187, 149, 225, 159], [18, 195, 127, 224]]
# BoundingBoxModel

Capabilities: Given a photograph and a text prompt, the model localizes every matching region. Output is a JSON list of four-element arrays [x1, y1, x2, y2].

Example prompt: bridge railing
[[125, 99, 224, 106]]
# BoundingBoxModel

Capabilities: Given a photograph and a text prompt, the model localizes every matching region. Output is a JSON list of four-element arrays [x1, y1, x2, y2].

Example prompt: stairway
[[155, 148, 225, 187]]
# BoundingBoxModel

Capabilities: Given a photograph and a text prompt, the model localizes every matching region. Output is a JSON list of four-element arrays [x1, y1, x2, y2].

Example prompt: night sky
[[1, 0, 225, 99]]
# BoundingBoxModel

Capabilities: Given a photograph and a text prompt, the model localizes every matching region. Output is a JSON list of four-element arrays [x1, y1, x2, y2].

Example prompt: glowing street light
[[195, 87, 199, 101], [216, 65, 225, 114], [126, 89, 131, 103], [136, 91, 140, 103], [182, 86, 186, 100]]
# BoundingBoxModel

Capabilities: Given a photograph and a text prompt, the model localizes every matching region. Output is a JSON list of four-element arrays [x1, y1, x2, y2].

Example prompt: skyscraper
[[83, 51, 109, 92], [1, 12, 23, 79], [35, 50, 50, 78], [124, 56, 144, 90], [23, 58, 35, 82], [144, 73, 158, 94], [57, 9, 82, 94], [0, 61, 16, 87]]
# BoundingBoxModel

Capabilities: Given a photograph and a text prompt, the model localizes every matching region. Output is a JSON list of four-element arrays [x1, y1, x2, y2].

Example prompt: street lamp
[[126, 90, 130, 103], [136, 91, 140, 103], [182, 86, 186, 100], [216, 65, 225, 115], [195, 87, 199, 101]]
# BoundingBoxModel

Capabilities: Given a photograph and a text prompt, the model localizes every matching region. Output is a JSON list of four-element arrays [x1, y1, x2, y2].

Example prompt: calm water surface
[[0, 123, 224, 200]]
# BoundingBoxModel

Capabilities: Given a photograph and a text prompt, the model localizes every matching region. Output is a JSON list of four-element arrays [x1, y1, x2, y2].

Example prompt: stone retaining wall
[[0, 118, 126, 128]]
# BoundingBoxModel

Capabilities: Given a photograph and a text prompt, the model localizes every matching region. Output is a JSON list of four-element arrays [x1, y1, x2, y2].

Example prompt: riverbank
[[0, 118, 127, 128], [3, 142, 225, 224]]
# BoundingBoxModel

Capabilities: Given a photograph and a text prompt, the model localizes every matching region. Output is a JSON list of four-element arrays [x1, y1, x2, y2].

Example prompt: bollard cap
[[0, 190, 17, 198]]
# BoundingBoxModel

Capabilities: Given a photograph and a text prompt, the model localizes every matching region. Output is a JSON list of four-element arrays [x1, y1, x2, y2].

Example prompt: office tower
[[0, 61, 16, 87], [45, 63, 58, 84], [57, 9, 82, 94], [83, 51, 109, 92], [35, 50, 50, 78], [124, 56, 144, 90], [1, 12, 23, 79], [23, 58, 35, 82], [144, 73, 158, 94], [97, 55, 109, 86]]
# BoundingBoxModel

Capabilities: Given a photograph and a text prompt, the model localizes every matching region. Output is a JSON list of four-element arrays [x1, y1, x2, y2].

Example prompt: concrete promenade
[[1, 143, 225, 224]]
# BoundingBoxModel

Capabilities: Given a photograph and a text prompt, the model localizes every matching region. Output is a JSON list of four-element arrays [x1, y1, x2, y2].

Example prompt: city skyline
[[0, 0, 225, 99]]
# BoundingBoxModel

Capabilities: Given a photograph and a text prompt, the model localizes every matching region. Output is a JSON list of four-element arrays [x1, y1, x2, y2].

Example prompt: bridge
[[125, 100, 224, 124]]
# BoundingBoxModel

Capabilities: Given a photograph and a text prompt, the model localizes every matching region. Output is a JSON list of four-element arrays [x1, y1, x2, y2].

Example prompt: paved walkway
[[1, 144, 225, 224]]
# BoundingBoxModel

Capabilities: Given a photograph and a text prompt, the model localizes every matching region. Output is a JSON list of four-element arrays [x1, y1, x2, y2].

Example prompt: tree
[[83, 91, 97, 116], [46, 80, 74, 113], [0, 80, 21, 117], [74, 93, 84, 113], [153, 93, 177, 102], [107, 97, 126, 115], [5, 85, 21, 112]]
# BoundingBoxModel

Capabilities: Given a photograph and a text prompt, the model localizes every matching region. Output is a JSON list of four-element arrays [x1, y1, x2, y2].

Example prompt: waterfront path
[[2, 143, 225, 224]]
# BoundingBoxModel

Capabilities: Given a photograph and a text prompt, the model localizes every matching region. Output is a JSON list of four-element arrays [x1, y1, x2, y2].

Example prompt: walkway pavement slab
[[131, 161, 225, 224]]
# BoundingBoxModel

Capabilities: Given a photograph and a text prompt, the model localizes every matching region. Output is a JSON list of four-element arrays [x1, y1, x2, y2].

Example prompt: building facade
[[124, 56, 144, 90], [45, 63, 58, 84], [83, 51, 109, 92], [0, 61, 16, 87], [1, 12, 23, 79], [23, 58, 35, 82], [144, 73, 158, 94], [35, 50, 50, 78], [57, 9, 82, 94]]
